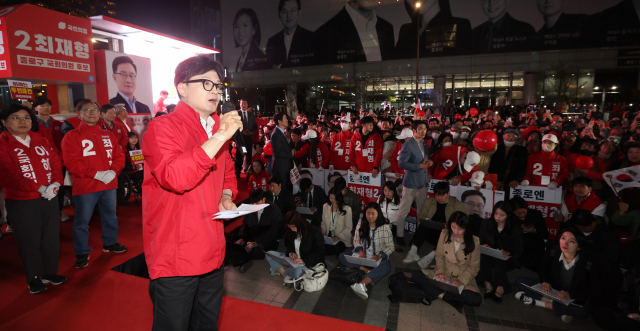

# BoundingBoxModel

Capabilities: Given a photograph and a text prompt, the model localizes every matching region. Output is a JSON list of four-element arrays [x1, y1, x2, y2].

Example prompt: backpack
[[387, 272, 430, 305]]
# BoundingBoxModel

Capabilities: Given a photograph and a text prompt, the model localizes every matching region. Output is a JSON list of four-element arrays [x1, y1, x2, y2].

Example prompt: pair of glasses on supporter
[[81, 109, 99, 113], [184, 79, 223, 92], [11, 116, 32, 122]]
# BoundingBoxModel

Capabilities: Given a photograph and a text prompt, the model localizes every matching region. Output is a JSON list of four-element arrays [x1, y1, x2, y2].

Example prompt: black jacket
[[535, 13, 587, 50], [295, 185, 327, 224], [286, 225, 325, 268], [395, 10, 472, 58], [511, 209, 548, 244], [618, 266, 640, 316], [313, 6, 395, 65], [235, 42, 268, 72], [479, 218, 524, 266], [265, 188, 297, 217], [109, 93, 151, 114], [266, 26, 314, 68], [488, 143, 529, 185], [472, 13, 536, 54], [539, 249, 591, 301], [270, 128, 293, 181], [239, 203, 282, 247]]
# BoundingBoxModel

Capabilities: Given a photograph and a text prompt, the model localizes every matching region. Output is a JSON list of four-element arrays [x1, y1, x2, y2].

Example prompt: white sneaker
[[5, 225, 12, 233], [351, 283, 368, 299], [515, 291, 534, 305], [402, 251, 421, 263], [269, 268, 280, 276], [417, 253, 435, 269], [60, 211, 70, 222], [561, 315, 573, 323]]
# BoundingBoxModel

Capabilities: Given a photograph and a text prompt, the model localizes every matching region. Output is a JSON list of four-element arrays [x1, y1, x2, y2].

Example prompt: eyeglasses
[[10, 116, 32, 122], [80, 108, 99, 113], [464, 202, 485, 209], [184, 79, 222, 92], [115, 72, 137, 79]]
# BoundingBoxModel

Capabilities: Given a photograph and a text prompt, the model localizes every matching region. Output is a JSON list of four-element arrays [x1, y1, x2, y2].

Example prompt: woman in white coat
[[321, 187, 352, 257], [378, 181, 402, 251]]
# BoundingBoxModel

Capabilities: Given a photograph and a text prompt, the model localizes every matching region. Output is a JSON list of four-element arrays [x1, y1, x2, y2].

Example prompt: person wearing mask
[[62, 99, 127, 269], [247, 159, 270, 195], [98, 104, 131, 206], [489, 129, 529, 191], [556, 177, 605, 223], [265, 175, 296, 218], [339, 202, 394, 299], [432, 132, 453, 154], [477, 202, 523, 303], [411, 212, 482, 313], [270, 112, 294, 192], [321, 187, 352, 257], [597, 137, 620, 171], [514, 227, 591, 324], [403, 181, 467, 268], [521, 134, 569, 189], [430, 145, 481, 186], [333, 176, 362, 236], [450, 124, 468, 147], [395, 121, 433, 247], [427, 126, 443, 149], [350, 116, 383, 178], [296, 178, 326, 226], [266, 211, 324, 284], [226, 189, 282, 273], [510, 197, 548, 271], [0, 104, 66, 294]]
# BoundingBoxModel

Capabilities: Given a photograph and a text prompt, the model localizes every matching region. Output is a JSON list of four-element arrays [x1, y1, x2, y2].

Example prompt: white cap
[[469, 171, 485, 187], [542, 133, 559, 144], [396, 128, 413, 139], [341, 116, 351, 123], [301, 130, 317, 141], [464, 151, 481, 172]]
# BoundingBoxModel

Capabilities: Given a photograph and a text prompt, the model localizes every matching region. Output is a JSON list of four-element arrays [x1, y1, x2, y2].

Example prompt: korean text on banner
[[347, 171, 381, 215], [129, 150, 144, 166], [293, 168, 326, 195], [510, 185, 562, 239], [7, 79, 34, 100]]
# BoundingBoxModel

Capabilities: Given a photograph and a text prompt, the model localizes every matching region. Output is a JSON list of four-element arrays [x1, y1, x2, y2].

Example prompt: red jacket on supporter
[[350, 132, 383, 172], [561, 193, 606, 219], [62, 122, 125, 196], [249, 170, 270, 194], [430, 145, 477, 184], [390, 140, 404, 174], [329, 130, 353, 170], [35, 117, 64, 153], [252, 152, 268, 165], [523, 150, 569, 186], [565, 153, 606, 181], [114, 117, 131, 133], [98, 119, 129, 151], [307, 142, 330, 169], [141, 102, 238, 279], [0, 131, 63, 200], [254, 118, 269, 144]]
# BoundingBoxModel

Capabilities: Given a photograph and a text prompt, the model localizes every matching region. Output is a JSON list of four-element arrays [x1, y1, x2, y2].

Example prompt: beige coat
[[417, 196, 467, 223], [321, 204, 353, 247], [422, 229, 481, 293]]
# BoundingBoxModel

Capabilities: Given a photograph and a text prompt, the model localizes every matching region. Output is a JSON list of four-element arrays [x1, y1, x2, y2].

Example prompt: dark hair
[[571, 176, 593, 188], [461, 190, 486, 204], [412, 120, 427, 131], [174, 54, 224, 99], [436, 132, 453, 147], [233, 8, 261, 47], [255, 141, 264, 148], [580, 138, 598, 150], [166, 104, 176, 113], [160, 90, 169, 96], [75, 99, 96, 112], [0, 104, 36, 132], [509, 196, 529, 210], [278, 0, 301, 12], [112, 56, 137, 74], [308, 119, 317, 126], [360, 116, 375, 125], [433, 181, 450, 195], [291, 128, 301, 136], [249, 188, 266, 203], [273, 112, 287, 125], [557, 227, 587, 250], [444, 212, 476, 255], [32, 97, 52, 109], [251, 158, 264, 172], [126, 131, 140, 151], [328, 187, 346, 216], [269, 175, 283, 186], [491, 201, 512, 220], [568, 209, 596, 227], [299, 178, 312, 192], [333, 176, 347, 191], [100, 104, 115, 114], [379, 181, 401, 205], [284, 211, 309, 240], [358, 202, 387, 247]]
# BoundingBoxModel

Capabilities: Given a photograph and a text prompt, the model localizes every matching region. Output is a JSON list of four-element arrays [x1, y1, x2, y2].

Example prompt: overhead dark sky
[[114, 0, 192, 41]]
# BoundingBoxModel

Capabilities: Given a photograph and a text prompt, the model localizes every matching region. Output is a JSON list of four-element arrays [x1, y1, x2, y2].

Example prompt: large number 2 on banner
[[532, 163, 543, 176], [82, 140, 96, 156], [334, 141, 343, 155], [442, 159, 453, 170], [355, 140, 361, 151]]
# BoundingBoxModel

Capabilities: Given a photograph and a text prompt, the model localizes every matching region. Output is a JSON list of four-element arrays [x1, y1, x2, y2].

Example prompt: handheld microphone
[[221, 101, 247, 156]]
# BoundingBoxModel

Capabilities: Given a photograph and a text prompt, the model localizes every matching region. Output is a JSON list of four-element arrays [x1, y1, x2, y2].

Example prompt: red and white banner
[[0, 16, 12, 76], [510, 185, 563, 239], [129, 150, 144, 166], [7, 79, 34, 100], [347, 171, 382, 216], [426, 179, 505, 219]]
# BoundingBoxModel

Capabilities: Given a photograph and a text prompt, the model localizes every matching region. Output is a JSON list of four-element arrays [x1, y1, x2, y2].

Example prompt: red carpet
[[0, 176, 383, 331]]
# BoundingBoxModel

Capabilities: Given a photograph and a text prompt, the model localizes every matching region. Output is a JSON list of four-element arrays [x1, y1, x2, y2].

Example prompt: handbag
[[291, 263, 329, 292], [387, 272, 430, 305], [329, 266, 366, 285]]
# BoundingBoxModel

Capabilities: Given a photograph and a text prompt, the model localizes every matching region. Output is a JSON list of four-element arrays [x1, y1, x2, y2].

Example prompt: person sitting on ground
[[514, 227, 591, 324], [321, 187, 352, 257], [403, 181, 467, 269], [477, 201, 523, 303], [334, 176, 362, 235], [247, 159, 270, 194], [411, 211, 482, 313], [556, 177, 605, 222], [296, 177, 327, 226], [225, 189, 282, 273], [338, 202, 394, 299], [378, 181, 402, 247], [510, 197, 548, 271], [265, 211, 324, 285], [265, 175, 296, 218]]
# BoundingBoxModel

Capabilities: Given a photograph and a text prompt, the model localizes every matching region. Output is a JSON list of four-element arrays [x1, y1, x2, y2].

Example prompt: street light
[[415, 2, 421, 101]]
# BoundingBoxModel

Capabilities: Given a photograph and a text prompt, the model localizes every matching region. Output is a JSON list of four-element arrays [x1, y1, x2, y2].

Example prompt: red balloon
[[473, 130, 498, 152], [263, 143, 273, 156], [575, 156, 594, 170], [470, 108, 479, 116], [418, 110, 425, 117], [454, 114, 462, 120]]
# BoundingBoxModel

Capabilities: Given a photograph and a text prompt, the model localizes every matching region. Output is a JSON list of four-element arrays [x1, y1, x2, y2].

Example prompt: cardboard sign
[[7, 79, 34, 100], [129, 149, 144, 166], [510, 185, 563, 239], [347, 171, 382, 216]]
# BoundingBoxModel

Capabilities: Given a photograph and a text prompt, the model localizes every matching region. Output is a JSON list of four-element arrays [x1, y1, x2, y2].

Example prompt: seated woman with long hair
[[378, 181, 402, 243], [411, 211, 482, 312], [338, 202, 394, 300], [321, 187, 352, 257]]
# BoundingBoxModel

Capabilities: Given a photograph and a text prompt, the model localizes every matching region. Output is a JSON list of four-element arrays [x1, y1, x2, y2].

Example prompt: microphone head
[[221, 101, 235, 114]]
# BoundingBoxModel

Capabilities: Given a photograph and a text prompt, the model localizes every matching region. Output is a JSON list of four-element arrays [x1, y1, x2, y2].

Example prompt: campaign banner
[[325, 170, 348, 195], [347, 171, 382, 216], [510, 185, 563, 239], [0, 16, 12, 76], [426, 179, 503, 219], [293, 167, 326, 195], [7, 79, 34, 100], [129, 150, 144, 166]]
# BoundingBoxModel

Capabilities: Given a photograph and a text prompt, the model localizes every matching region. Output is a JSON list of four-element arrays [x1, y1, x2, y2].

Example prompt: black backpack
[[387, 272, 430, 305]]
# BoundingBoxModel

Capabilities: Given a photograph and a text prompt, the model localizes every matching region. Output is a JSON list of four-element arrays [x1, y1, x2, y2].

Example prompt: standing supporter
[[321, 187, 352, 257], [236, 99, 257, 177], [61, 99, 87, 135], [270, 112, 293, 192], [98, 104, 131, 206], [141, 55, 240, 330], [389, 128, 412, 179], [565, 138, 606, 189], [302, 129, 329, 169], [334, 176, 362, 236], [124, 132, 143, 184], [521, 134, 569, 189], [430, 145, 481, 186], [510, 197, 548, 272], [597, 137, 620, 171], [489, 128, 529, 190], [450, 123, 468, 147], [395, 121, 433, 247], [0, 104, 66, 294], [251, 142, 268, 165], [113, 104, 131, 133], [557, 177, 606, 222], [290, 128, 308, 169], [153, 90, 168, 115], [560, 124, 579, 156], [380, 131, 397, 175], [247, 159, 270, 194], [432, 132, 453, 153], [62, 99, 127, 269], [350, 116, 383, 178]]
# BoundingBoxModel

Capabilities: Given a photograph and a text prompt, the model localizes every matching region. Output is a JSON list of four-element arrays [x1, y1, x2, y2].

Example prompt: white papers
[[344, 254, 381, 268], [480, 246, 511, 260], [429, 277, 464, 295], [265, 251, 304, 268], [324, 236, 337, 245], [213, 204, 269, 219], [296, 207, 312, 215], [522, 283, 575, 306]]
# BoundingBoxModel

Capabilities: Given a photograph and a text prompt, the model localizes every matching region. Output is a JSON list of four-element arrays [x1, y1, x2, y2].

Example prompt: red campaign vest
[[249, 171, 270, 193], [329, 130, 353, 170], [350, 132, 383, 172], [390, 141, 404, 174], [564, 193, 603, 219], [308, 143, 330, 169], [524, 150, 568, 186]]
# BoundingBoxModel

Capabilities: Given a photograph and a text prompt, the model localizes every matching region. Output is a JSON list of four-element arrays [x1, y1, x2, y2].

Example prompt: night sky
[[114, 0, 192, 41]]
